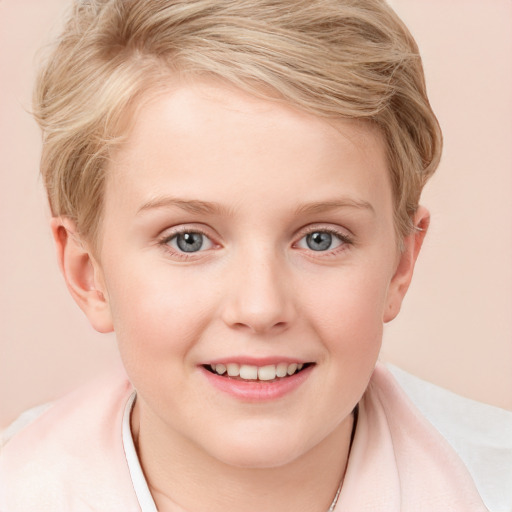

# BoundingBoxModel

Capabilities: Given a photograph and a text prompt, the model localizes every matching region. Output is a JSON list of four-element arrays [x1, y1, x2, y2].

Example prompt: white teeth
[[276, 363, 288, 378], [258, 365, 277, 381], [239, 365, 258, 380], [226, 363, 240, 377], [287, 363, 298, 376], [215, 363, 227, 375], [210, 362, 307, 381]]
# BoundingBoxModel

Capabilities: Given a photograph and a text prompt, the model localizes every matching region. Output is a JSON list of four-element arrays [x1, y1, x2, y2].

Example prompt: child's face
[[84, 81, 418, 468]]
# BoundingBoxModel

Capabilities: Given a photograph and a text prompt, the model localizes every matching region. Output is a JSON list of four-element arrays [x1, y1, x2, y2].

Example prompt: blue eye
[[167, 232, 213, 253], [297, 230, 346, 252], [306, 232, 333, 251]]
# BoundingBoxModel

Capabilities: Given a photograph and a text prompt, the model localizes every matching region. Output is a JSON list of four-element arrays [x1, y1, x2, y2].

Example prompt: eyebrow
[[294, 198, 375, 216], [137, 195, 375, 217], [137, 196, 233, 216]]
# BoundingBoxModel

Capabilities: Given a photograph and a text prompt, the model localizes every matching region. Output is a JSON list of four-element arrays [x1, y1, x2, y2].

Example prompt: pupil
[[307, 232, 332, 251], [177, 232, 203, 252]]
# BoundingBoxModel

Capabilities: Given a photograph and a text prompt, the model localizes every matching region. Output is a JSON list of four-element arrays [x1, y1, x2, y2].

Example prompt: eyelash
[[158, 226, 214, 261], [157, 225, 354, 260], [295, 226, 354, 255]]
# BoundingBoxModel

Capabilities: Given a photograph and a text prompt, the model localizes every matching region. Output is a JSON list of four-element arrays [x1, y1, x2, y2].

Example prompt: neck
[[131, 401, 355, 512]]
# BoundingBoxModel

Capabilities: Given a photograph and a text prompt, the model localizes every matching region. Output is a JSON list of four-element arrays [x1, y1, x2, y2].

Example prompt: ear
[[50, 217, 113, 333], [383, 206, 430, 323]]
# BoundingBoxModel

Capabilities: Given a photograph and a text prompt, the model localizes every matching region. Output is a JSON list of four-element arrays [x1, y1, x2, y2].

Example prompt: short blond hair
[[34, 0, 442, 247]]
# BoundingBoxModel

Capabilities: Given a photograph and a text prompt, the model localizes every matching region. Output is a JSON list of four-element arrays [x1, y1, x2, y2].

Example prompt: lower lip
[[200, 365, 314, 402]]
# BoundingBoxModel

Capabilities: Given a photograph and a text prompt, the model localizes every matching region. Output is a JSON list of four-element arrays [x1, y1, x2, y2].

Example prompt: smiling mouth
[[203, 362, 313, 382]]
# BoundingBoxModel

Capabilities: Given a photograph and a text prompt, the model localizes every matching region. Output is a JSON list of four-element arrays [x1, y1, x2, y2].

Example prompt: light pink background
[[1, 0, 511, 429]]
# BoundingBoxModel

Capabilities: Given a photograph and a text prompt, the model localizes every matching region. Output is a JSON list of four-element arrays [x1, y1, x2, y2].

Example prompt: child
[[0, 1, 489, 510]]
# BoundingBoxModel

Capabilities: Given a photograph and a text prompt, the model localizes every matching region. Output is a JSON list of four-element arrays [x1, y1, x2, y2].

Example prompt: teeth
[[239, 365, 258, 379], [258, 365, 276, 381], [287, 363, 298, 375], [226, 363, 240, 377], [215, 363, 227, 375], [276, 363, 288, 378], [210, 362, 306, 381]]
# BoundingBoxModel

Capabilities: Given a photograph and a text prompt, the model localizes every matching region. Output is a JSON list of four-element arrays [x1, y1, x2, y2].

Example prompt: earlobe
[[383, 206, 430, 323], [50, 217, 113, 333]]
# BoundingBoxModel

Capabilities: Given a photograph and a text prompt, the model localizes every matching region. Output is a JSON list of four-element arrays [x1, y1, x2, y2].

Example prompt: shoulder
[[385, 363, 512, 512], [0, 367, 139, 512], [340, 363, 489, 511]]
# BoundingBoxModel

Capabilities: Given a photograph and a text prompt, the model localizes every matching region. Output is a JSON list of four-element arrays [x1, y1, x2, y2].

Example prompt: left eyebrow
[[294, 198, 375, 216]]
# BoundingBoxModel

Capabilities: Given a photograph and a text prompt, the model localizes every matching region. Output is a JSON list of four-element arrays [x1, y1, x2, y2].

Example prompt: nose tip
[[230, 317, 288, 335], [221, 258, 294, 335]]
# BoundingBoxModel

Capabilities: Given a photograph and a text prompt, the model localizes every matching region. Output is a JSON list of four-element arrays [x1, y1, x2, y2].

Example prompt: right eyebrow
[[136, 196, 234, 216]]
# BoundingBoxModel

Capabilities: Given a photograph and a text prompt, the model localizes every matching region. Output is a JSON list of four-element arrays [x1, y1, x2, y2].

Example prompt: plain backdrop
[[1, 0, 511, 429]]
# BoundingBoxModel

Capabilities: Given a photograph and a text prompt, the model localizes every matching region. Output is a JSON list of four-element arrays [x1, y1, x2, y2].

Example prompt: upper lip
[[201, 356, 312, 366]]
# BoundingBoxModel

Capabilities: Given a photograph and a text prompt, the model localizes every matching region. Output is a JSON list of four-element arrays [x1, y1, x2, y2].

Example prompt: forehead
[[105, 80, 392, 222]]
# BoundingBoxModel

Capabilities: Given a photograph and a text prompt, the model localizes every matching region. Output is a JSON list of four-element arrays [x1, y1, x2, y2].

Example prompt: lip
[[199, 363, 314, 402], [204, 356, 309, 366]]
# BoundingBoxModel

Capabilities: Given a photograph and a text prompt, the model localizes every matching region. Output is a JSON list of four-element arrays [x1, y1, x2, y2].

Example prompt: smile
[[205, 362, 310, 381], [200, 360, 314, 401]]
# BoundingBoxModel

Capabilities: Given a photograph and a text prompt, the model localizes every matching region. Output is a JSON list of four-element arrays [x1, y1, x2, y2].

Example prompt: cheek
[[302, 267, 389, 345], [104, 260, 218, 368]]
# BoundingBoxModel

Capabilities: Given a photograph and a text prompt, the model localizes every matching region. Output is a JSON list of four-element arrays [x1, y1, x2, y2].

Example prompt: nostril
[[232, 322, 250, 330], [268, 321, 290, 334], [230, 320, 288, 334]]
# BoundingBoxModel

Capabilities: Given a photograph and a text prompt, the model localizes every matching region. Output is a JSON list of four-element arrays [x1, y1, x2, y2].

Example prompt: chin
[[216, 445, 303, 469], [201, 425, 315, 469]]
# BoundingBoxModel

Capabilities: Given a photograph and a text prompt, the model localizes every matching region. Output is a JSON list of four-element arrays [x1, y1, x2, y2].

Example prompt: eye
[[166, 231, 214, 253], [296, 230, 348, 252]]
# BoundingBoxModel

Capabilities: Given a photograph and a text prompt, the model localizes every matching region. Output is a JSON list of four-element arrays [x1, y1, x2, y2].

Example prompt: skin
[[52, 80, 429, 512]]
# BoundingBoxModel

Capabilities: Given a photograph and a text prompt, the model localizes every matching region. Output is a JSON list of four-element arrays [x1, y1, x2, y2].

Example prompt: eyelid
[[158, 224, 220, 259], [160, 224, 212, 243], [293, 224, 354, 253], [295, 224, 353, 242], [156, 223, 353, 260]]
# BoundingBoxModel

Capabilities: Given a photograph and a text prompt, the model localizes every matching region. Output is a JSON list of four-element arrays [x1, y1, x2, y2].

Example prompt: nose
[[221, 249, 295, 335]]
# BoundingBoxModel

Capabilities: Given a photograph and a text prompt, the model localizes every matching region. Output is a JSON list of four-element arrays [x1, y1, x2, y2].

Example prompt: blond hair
[[34, 0, 442, 247]]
